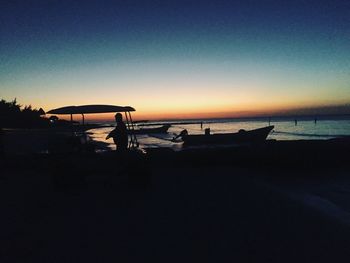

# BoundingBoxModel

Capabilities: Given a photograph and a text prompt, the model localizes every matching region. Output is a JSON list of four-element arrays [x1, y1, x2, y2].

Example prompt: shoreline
[[2, 137, 350, 171], [2, 137, 350, 166], [2, 134, 350, 262]]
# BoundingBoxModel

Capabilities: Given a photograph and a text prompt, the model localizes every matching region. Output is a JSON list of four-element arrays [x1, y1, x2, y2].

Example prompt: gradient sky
[[1, 0, 350, 120]]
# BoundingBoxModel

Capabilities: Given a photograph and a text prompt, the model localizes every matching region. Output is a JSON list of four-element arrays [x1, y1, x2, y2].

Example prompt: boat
[[132, 124, 171, 135], [181, 126, 274, 146]]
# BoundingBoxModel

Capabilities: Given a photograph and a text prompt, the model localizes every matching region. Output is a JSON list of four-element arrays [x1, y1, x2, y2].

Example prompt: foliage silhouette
[[0, 98, 49, 128]]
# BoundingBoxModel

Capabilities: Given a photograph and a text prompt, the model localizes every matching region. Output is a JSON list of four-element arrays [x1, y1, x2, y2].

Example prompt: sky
[[1, 0, 350, 120]]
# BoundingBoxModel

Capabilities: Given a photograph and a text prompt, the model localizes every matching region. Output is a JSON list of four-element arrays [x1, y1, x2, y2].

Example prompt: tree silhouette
[[0, 98, 49, 128]]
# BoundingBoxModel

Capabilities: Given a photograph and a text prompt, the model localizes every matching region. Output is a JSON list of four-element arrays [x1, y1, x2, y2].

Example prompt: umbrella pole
[[124, 112, 133, 148], [128, 111, 138, 148]]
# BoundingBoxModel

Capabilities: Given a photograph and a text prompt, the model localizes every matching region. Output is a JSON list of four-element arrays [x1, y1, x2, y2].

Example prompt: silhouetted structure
[[48, 104, 139, 150]]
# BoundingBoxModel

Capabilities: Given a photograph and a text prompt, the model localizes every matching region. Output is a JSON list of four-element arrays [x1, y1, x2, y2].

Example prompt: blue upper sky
[[1, 0, 350, 118]]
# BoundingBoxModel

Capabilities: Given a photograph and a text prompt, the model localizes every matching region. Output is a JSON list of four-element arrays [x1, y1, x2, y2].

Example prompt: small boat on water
[[132, 124, 171, 135], [181, 126, 274, 146]]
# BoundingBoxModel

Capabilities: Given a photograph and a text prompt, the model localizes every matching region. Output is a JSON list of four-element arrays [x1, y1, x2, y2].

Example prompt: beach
[[1, 139, 350, 262], [3, 0, 350, 261]]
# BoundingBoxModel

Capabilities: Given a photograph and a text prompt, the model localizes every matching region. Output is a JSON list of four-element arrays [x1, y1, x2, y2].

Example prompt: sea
[[88, 115, 350, 151]]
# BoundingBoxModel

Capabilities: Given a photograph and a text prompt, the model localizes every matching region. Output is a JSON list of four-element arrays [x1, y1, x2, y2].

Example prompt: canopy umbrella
[[47, 104, 138, 148]]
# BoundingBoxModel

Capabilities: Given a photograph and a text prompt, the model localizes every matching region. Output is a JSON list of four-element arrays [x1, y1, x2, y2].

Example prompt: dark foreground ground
[[1, 139, 350, 262]]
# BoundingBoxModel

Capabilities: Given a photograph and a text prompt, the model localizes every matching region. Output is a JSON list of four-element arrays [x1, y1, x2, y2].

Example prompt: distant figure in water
[[294, 119, 297, 126], [314, 117, 317, 124], [106, 113, 128, 152], [200, 121, 203, 130]]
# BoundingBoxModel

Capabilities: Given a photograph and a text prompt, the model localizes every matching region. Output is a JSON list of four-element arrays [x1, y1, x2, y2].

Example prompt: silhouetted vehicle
[[181, 126, 274, 146], [47, 104, 139, 151]]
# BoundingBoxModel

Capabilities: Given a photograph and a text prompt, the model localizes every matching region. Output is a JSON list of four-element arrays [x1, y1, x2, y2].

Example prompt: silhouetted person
[[106, 113, 128, 152], [0, 127, 3, 154], [172, 129, 188, 141], [294, 119, 297, 126], [314, 117, 317, 124]]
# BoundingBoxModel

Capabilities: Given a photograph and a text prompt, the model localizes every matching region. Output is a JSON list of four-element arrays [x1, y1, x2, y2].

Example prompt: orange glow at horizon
[[6, 62, 350, 122], [46, 99, 349, 123], [22, 79, 350, 122]]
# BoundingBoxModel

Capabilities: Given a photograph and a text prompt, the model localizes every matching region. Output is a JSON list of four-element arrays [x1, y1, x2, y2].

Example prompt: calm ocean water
[[88, 116, 350, 150]]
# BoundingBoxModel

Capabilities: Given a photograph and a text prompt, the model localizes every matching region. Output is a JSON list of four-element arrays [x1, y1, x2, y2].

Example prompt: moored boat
[[132, 124, 171, 135], [182, 126, 274, 146]]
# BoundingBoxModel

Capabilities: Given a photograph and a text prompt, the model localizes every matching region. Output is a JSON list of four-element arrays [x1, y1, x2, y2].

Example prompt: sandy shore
[[1, 140, 350, 262]]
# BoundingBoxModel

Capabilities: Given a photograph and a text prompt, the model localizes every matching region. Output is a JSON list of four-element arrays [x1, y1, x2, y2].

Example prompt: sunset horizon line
[[2, 96, 349, 122], [42, 102, 350, 122]]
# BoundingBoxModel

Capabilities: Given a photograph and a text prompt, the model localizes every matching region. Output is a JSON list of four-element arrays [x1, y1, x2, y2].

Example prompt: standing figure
[[106, 113, 128, 152], [0, 127, 3, 154]]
